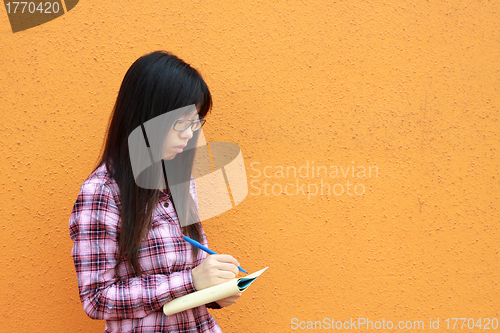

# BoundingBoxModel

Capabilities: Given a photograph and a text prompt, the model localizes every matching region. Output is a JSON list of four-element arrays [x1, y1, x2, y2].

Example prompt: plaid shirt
[[69, 163, 223, 332]]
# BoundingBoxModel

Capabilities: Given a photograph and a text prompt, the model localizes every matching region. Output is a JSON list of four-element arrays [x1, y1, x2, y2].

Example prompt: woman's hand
[[191, 254, 240, 291], [215, 292, 242, 308]]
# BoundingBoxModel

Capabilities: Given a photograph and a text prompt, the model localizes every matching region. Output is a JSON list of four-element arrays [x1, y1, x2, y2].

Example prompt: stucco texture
[[0, 1, 499, 332]]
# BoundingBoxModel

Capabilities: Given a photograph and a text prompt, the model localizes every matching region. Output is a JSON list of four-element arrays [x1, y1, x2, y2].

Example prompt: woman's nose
[[180, 127, 194, 140]]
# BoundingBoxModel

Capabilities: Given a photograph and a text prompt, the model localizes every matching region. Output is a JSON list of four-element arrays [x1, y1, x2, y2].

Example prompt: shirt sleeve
[[69, 182, 196, 320]]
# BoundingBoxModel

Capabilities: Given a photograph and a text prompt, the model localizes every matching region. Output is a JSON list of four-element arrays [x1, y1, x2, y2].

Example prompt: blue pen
[[183, 235, 248, 274]]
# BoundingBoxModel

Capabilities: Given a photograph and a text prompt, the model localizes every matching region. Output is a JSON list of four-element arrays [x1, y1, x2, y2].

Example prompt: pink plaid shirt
[[69, 163, 223, 332]]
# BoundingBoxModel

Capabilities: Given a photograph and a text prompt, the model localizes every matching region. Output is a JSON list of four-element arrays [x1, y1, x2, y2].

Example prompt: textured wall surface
[[0, 1, 499, 332]]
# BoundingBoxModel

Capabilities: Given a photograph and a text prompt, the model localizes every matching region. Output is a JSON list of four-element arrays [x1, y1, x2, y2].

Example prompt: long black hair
[[93, 50, 212, 275]]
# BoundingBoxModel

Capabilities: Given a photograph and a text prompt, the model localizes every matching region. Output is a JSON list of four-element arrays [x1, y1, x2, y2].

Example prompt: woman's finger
[[216, 262, 239, 276], [216, 270, 238, 280], [212, 254, 240, 267]]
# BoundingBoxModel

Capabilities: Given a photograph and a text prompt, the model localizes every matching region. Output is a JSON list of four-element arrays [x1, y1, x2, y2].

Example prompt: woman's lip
[[174, 146, 184, 153]]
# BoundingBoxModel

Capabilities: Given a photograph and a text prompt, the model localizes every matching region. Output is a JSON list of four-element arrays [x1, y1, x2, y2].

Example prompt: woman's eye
[[177, 120, 190, 126]]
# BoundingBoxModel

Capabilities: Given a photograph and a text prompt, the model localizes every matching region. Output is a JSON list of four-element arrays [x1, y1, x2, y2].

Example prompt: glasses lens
[[174, 120, 191, 131], [174, 119, 205, 131], [191, 121, 202, 131], [196, 119, 206, 130]]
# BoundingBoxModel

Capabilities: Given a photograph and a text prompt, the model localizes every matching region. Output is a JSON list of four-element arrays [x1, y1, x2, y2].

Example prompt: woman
[[68, 51, 241, 332]]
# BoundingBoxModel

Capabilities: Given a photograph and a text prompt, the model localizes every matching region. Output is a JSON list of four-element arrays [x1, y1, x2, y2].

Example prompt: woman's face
[[162, 109, 200, 160]]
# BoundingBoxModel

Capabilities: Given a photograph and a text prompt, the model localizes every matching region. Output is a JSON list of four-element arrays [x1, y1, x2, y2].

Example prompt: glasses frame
[[172, 117, 206, 132]]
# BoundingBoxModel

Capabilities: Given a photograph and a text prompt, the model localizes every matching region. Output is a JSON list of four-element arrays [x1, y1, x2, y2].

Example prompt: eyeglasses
[[173, 117, 206, 131]]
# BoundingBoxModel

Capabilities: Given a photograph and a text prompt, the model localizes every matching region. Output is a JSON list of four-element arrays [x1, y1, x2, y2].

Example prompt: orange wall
[[1, 1, 499, 332]]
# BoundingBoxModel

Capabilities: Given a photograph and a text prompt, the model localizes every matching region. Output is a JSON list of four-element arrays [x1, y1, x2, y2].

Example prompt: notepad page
[[237, 267, 269, 291]]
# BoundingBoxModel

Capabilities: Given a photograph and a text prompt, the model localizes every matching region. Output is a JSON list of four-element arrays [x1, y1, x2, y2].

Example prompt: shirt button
[[164, 202, 169, 208]]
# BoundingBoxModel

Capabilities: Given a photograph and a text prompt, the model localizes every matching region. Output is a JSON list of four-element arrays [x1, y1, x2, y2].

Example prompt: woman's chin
[[163, 153, 177, 160]]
